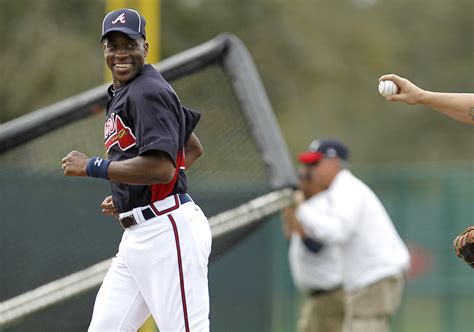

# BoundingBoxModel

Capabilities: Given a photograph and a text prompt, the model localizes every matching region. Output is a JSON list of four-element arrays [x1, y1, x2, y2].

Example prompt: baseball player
[[61, 8, 211, 331]]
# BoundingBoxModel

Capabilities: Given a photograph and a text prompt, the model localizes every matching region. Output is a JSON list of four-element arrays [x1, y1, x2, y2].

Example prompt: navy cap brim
[[101, 27, 144, 41]]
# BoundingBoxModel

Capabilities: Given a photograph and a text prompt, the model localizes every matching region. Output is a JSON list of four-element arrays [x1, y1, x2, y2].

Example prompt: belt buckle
[[119, 215, 137, 229]]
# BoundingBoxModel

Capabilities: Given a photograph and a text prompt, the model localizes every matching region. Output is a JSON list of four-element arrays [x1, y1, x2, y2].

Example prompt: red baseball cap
[[298, 139, 349, 165]]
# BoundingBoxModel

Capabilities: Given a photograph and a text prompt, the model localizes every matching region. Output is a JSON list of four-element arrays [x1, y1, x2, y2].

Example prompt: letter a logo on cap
[[112, 13, 126, 24]]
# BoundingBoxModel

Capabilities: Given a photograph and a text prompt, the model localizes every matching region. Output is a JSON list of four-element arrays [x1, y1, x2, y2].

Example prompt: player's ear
[[143, 41, 149, 58], [102, 41, 108, 58]]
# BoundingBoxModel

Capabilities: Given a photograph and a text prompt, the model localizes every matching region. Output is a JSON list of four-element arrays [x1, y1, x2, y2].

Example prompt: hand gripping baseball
[[378, 74, 425, 104], [453, 226, 474, 268]]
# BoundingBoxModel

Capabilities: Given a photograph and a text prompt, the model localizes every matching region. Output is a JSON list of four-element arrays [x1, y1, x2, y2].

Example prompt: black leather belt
[[309, 285, 342, 297], [119, 193, 192, 229]]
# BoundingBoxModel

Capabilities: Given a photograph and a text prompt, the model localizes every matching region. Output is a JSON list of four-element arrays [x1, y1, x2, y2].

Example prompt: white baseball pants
[[88, 196, 212, 332]]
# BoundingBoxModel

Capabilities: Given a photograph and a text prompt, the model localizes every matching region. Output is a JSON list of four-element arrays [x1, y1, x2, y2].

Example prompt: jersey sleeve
[[129, 90, 180, 165], [182, 106, 201, 141]]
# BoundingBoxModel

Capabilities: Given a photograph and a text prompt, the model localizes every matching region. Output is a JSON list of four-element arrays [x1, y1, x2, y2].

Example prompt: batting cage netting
[[0, 34, 297, 331]]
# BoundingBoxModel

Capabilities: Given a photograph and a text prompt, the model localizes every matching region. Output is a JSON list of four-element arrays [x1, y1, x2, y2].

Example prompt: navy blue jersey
[[104, 64, 200, 213]]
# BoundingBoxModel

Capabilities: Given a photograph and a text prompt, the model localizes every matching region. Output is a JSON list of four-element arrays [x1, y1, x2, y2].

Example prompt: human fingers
[[102, 207, 119, 220], [453, 233, 468, 256], [459, 233, 469, 247], [293, 190, 305, 204], [61, 151, 78, 172], [453, 237, 462, 257], [379, 73, 401, 82], [62, 151, 89, 176], [379, 73, 406, 85], [386, 92, 409, 102], [380, 73, 412, 85], [102, 206, 117, 215], [67, 150, 88, 158], [63, 151, 89, 164], [101, 195, 114, 209], [61, 155, 69, 171]]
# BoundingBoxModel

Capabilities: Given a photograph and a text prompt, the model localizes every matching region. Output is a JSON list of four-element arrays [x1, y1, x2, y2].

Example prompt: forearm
[[184, 133, 203, 169], [422, 92, 474, 125], [184, 148, 201, 169], [107, 154, 175, 185], [63, 150, 175, 185], [281, 210, 292, 240]]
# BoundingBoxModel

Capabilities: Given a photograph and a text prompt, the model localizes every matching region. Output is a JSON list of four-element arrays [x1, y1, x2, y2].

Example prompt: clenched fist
[[61, 150, 89, 176], [101, 195, 119, 219]]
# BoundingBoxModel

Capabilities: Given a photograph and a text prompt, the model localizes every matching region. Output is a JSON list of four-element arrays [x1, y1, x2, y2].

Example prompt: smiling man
[[61, 8, 211, 332]]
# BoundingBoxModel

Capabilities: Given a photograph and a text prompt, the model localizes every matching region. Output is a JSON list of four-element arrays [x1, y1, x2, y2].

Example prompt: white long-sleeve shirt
[[289, 192, 343, 292], [296, 169, 410, 292]]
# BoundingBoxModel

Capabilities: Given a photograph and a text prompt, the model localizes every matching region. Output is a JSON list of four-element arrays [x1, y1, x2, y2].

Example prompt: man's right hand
[[282, 205, 306, 239], [378, 74, 425, 105]]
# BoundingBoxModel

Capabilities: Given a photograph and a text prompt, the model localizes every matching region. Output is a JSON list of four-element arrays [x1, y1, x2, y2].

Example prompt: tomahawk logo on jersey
[[104, 112, 136, 153]]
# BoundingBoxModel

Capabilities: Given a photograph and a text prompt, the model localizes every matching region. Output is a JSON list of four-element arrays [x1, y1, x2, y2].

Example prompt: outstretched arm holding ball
[[379, 74, 474, 125], [379, 74, 473, 268]]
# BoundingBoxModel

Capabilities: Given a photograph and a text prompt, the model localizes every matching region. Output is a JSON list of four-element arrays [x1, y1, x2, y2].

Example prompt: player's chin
[[113, 71, 133, 83], [112, 67, 139, 82]]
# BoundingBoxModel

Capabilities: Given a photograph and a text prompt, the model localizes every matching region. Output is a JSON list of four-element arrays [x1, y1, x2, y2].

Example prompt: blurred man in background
[[282, 170, 345, 332], [292, 139, 410, 332]]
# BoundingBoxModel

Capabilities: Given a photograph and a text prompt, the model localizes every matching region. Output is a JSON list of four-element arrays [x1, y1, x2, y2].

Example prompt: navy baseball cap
[[101, 8, 146, 41], [298, 139, 349, 164]]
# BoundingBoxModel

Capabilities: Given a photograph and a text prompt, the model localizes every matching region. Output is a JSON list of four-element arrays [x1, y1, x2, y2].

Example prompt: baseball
[[378, 80, 399, 97]]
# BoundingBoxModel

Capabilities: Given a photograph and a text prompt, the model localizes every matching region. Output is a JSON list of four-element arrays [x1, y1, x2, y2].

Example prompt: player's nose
[[114, 50, 130, 58], [112, 47, 131, 57]]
